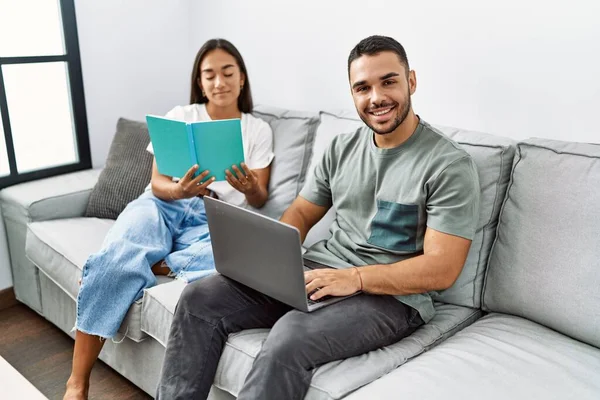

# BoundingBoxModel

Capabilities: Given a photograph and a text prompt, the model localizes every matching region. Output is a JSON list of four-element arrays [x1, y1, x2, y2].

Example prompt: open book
[[146, 115, 245, 181]]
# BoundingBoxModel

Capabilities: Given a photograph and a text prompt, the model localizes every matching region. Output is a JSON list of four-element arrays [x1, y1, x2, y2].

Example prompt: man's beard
[[360, 94, 411, 135]]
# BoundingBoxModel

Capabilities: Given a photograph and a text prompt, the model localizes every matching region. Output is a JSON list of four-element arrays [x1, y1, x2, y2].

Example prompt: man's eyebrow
[[352, 72, 400, 89], [352, 80, 366, 89], [380, 72, 400, 80]]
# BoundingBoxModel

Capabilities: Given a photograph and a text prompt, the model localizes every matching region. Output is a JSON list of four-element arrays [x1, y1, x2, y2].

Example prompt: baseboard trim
[[0, 287, 17, 311]]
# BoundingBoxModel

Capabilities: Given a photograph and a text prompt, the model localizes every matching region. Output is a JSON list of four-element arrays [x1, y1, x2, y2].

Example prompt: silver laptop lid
[[204, 196, 308, 311]]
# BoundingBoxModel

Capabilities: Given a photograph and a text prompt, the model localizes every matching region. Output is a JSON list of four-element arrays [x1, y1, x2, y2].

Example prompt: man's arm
[[359, 227, 471, 294], [280, 196, 330, 243], [306, 227, 472, 300]]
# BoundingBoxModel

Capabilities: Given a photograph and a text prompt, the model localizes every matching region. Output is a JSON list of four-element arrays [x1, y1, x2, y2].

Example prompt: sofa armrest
[[0, 168, 101, 223], [0, 168, 101, 313]]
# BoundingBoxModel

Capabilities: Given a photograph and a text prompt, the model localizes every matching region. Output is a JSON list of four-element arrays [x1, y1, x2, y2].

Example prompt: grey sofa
[[1, 105, 599, 399]]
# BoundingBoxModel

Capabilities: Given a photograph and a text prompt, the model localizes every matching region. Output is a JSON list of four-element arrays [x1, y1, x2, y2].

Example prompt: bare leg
[[151, 259, 171, 276], [64, 331, 106, 400]]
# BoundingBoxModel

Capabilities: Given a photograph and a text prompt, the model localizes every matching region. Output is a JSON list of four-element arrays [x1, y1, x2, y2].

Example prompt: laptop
[[204, 196, 357, 312]]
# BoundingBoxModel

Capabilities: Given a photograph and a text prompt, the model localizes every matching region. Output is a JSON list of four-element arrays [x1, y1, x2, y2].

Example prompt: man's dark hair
[[190, 38, 253, 113], [347, 35, 410, 76]]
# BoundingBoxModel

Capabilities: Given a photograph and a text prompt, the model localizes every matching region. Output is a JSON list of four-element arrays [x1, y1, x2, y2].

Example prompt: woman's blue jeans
[[75, 191, 216, 339]]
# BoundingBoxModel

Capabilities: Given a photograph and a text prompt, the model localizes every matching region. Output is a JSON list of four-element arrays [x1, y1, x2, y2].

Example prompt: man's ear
[[408, 70, 417, 95]]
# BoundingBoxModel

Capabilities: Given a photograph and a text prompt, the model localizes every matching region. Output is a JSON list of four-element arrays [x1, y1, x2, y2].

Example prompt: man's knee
[[176, 275, 230, 321], [259, 314, 316, 365]]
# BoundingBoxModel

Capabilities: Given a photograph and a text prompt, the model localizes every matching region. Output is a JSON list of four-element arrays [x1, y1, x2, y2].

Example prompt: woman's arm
[[244, 166, 270, 208]]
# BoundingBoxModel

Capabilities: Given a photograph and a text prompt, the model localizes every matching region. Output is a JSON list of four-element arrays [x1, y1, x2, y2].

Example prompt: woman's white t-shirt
[[146, 104, 274, 208]]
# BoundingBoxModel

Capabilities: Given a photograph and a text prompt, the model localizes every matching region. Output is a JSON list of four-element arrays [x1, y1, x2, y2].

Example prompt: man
[[157, 35, 480, 400]]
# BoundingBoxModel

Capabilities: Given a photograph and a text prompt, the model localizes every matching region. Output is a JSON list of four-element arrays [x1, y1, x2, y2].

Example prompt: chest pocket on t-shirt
[[367, 200, 418, 252]]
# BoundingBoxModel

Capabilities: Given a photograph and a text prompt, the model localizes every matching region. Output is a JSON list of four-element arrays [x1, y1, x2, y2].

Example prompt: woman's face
[[198, 48, 244, 109]]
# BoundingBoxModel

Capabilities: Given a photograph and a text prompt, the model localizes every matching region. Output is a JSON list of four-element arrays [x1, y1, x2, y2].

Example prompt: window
[[0, 0, 90, 188]]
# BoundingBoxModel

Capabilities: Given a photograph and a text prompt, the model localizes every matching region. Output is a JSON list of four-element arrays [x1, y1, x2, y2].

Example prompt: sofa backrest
[[251, 105, 320, 219], [303, 110, 363, 247], [483, 138, 600, 348], [432, 126, 515, 309]]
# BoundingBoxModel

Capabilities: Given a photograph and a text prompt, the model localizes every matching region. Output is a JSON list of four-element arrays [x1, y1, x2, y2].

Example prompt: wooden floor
[[0, 304, 151, 400]]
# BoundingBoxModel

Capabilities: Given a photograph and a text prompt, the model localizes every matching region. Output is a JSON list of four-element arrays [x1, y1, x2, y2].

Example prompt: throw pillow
[[84, 118, 153, 219]]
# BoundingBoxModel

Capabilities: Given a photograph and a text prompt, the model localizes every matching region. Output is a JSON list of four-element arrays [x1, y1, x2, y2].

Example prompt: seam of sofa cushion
[[224, 340, 260, 359], [1, 188, 93, 222], [430, 141, 513, 307], [339, 308, 482, 399], [26, 226, 81, 302], [28, 188, 94, 220], [28, 245, 146, 342], [481, 140, 600, 312], [220, 306, 481, 399], [294, 118, 320, 195], [322, 307, 482, 399], [27, 222, 146, 342], [28, 255, 78, 303], [391, 307, 482, 367], [319, 110, 360, 122], [520, 140, 600, 158], [140, 288, 172, 347], [253, 109, 321, 198], [26, 222, 91, 279], [453, 143, 513, 307], [252, 110, 317, 121], [481, 144, 523, 312], [302, 111, 362, 191]]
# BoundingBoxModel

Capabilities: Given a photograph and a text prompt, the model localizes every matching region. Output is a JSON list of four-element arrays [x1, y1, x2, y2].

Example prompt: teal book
[[146, 115, 245, 181]]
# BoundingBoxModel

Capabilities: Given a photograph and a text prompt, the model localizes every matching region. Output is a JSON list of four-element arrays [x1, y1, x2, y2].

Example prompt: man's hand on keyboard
[[304, 267, 362, 301]]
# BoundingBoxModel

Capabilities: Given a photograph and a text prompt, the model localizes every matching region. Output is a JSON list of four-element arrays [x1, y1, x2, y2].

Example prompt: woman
[[64, 39, 274, 400]]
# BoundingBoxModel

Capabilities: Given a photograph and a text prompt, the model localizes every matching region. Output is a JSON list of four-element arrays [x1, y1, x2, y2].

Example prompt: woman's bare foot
[[64, 377, 88, 400]]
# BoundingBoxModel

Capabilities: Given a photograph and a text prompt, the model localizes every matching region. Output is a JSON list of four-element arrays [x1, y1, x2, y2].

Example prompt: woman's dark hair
[[190, 38, 253, 113]]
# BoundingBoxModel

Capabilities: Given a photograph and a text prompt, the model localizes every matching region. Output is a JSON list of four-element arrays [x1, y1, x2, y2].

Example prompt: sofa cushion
[[345, 313, 600, 400], [251, 105, 320, 219], [85, 118, 153, 220], [303, 110, 363, 247], [484, 139, 600, 348], [142, 302, 480, 399], [25, 217, 150, 342], [432, 126, 515, 308], [215, 304, 479, 399], [140, 281, 479, 399], [141, 279, 187, 346]]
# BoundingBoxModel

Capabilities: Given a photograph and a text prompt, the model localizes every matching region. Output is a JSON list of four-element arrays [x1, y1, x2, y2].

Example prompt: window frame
[[0, 0, 91, 188]]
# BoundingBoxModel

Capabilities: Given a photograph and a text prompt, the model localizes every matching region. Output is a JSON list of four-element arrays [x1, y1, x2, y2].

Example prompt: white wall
[[0, 1, 197, 290], [189, 0, 600, 143], [75, 0, 194, 167], [0, 208, 13, 291]]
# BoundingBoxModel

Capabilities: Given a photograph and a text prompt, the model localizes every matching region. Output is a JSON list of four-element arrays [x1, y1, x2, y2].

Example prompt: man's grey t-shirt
[[300, 119, 480, 323]]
